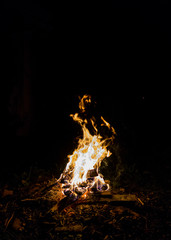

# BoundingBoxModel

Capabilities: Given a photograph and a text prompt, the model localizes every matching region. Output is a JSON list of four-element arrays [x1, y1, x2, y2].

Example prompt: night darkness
[[1, 2, 171, 239], [1, 1, 171, 184]]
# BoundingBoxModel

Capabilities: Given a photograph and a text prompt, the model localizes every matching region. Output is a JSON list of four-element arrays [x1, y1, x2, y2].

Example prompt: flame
[[59, 95, 116, 198], [78, 94, 91, 113]]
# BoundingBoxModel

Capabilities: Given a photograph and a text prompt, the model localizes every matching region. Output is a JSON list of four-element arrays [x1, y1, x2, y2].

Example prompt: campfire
[[58, 94, 116, 200], [0, 94, 150, 240]]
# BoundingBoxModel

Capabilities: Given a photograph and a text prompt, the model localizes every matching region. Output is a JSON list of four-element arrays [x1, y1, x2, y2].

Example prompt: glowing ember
[[58, 94, 116, 199]]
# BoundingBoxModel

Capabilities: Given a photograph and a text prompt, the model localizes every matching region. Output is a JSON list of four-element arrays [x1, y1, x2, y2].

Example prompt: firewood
[[55, 225, 84, 232]]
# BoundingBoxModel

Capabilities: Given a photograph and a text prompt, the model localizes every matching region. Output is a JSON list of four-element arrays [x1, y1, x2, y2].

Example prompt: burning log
[[86, 169, 98, 178]]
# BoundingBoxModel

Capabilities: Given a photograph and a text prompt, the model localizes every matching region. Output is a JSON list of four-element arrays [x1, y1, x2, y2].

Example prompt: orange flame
[[59, 95, 116, 197]]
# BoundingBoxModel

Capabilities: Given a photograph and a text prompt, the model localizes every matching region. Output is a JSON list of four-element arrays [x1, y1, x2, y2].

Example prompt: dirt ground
[[0, 172, 171, 240]]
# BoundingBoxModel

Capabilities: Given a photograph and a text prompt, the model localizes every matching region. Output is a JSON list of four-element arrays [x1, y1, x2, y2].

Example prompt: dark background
[[1, 1, 171, 182]]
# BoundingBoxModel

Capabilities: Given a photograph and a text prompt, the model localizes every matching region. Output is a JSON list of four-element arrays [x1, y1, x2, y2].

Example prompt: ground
[[0, 166, 171, 240]]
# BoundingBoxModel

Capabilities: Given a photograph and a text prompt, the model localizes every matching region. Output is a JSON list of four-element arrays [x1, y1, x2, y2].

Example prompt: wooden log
[[93, 190, 113, 198], [55, 225, 84, 232], [58, 193, 141, 212], [78, 194, 138, 206], [86, 169, 98, 178]]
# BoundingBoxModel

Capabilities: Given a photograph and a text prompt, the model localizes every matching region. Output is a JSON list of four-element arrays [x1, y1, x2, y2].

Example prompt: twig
[[137, 197, 144, 206], [20, 197, 42, 202], [4, 212, 15, 231]]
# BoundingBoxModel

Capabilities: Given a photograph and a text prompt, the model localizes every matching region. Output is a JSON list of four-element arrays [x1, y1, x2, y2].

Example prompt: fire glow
[[58, 95, 116, 200]]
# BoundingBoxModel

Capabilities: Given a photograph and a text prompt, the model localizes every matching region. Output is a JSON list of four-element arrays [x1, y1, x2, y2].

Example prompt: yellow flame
[[101, 116, 116, 135], [79, 94, 91, 113], [60, 95, 116, 193]]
